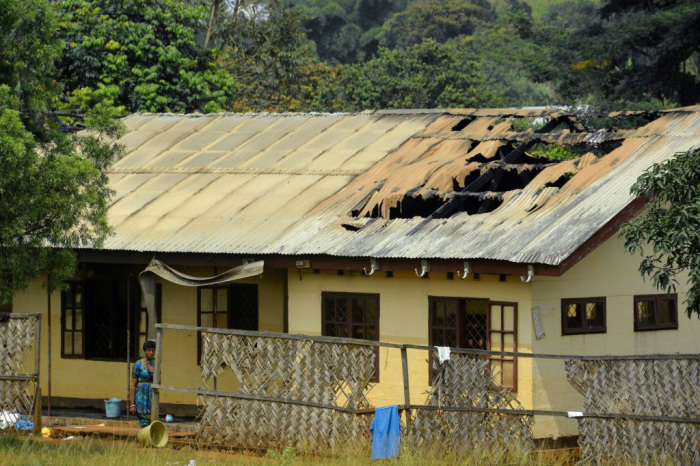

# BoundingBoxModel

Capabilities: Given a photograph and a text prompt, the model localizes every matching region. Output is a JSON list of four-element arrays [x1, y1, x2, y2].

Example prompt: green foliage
[[378, 0, 495, 50], [0, 0, 123, 304], [469, 1, 552, 107], [529, 0, 700, 108], [219, 0, 326, 112], [530, 144, 579, 160], [54, 0, 237, 113], [291, 0, 410, 63], [324, 39, 501, 110], [621, 148, 700, 318], [233, 61, 342, 113], [0, 0, 62, 113]]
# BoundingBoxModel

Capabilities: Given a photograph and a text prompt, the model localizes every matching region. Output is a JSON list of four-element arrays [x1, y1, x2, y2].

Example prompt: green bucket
[[136, 421, 168, 448]]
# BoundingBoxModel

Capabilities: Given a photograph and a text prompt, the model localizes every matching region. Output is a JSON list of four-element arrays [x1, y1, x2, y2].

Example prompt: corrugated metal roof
[[96, 108, 700, 265]]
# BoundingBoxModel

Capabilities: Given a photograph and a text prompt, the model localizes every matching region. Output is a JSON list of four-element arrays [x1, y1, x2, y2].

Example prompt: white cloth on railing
[[436, 346, 451, 364]]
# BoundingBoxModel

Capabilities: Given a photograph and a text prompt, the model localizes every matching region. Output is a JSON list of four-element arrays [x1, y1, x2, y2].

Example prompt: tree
[[621, 148, 700, 318], [325, 39, 502, 110], [217, 0, 321, 112], [529, 0, 700, 109], [291, 0, 410, 63], [54, 0, 237, 113], [0, 0, 123, 304], [468, 0, 551, 107], [378, 0, 495, 50]]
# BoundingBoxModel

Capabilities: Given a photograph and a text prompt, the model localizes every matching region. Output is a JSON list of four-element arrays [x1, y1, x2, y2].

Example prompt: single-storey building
[[11, 106, 700, 439]]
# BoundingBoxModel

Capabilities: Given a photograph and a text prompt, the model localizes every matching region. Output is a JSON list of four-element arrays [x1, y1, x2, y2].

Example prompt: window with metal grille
[[61, 282, 84, 358], [561, 297, 606, 335], [61, 279, 160, 361], [634, 294, 677, 331], [197, 284, 259, 362], [322, 292, 379, 382], [429, 297, 517, 390]]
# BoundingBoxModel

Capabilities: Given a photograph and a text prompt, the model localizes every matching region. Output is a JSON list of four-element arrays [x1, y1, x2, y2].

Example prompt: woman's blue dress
[[132, 359, 154, 427]]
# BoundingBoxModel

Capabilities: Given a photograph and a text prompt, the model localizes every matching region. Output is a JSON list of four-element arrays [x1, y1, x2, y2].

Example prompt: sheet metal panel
[[99, 109, 700, 266]]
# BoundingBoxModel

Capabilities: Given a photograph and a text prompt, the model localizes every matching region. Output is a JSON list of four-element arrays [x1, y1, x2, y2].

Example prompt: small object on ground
[[187, 460, 196, 466], [0, 411, 19, 430], [165, 414, 174, 422], [104, 398, 122, 418], [63, 436, 75, 441], [137, 421, 168, 448], [14, 416, 34, 431], [41, 427, 51, 438]]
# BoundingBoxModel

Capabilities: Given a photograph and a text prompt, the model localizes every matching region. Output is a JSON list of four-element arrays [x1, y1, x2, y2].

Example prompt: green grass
[[0, 433, 577, 465]]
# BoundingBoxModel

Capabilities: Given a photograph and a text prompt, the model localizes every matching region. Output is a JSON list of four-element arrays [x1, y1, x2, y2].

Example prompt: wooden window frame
[[634, 294, 678, 331], [428, 297, 517, 391], [321, 292, 380, 383], [197, 285, 227, 364], [489, 301, 518, 391], [197, 284, 260, 363], [61, 281, 85, 359], [561, 297, 607, 335]]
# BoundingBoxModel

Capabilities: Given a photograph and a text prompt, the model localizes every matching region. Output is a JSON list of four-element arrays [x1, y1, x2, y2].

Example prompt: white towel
[[436, 346, 451, 364]]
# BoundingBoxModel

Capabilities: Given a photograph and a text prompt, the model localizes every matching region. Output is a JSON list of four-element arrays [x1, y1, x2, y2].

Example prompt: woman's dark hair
[[143, 340, 156, 352]]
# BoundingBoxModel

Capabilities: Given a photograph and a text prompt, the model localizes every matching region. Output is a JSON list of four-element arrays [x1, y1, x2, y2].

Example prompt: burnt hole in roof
[[453, 169, 482, 190], [589, 139, 624, 157], [451, 193, 504, 215], [388, 192, 445, 219], [520, 152, 556, 164], [529, 140, 623, 161], [544, 173, 574, 189], [466, 153, 491, 163], [474, 166, 545, 193], [451, 117, 475, 131], [510, 117, 547, 132], [496, 142, 519, 159], [582, 113, 660, 131]]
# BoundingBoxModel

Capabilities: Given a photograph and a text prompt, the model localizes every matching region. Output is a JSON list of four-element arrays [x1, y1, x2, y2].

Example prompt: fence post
[[151, 325, 163, 423], [401, 346, 411, 436], [33, 387, 42, 434], [34, 315, 41, 429]]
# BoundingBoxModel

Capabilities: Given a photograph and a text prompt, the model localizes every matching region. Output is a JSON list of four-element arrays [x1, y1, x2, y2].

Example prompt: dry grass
[[0, 433, 579, 466]]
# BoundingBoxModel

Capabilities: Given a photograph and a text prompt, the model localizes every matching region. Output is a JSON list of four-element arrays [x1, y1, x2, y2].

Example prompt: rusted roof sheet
[[97, 107, 700, 266]]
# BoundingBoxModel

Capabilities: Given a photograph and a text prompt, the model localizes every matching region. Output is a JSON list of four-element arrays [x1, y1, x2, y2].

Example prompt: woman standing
[[130, 340, 156, 427]]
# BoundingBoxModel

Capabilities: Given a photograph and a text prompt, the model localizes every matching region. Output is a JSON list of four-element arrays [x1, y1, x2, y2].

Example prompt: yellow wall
[[287, 269, 534, 409], [531, 234, 699, 438], [13, 266, 286, 406], [13, 234, 694, 440]]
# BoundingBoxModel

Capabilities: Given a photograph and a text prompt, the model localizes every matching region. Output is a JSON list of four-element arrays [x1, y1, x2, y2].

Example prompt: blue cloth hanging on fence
[[369, 405, 400, 460]]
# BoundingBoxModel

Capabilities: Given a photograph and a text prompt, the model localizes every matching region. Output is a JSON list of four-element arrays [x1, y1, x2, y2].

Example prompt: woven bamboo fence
[[566, 358, 700, 464], [412, 350, 534, 455], [0, 314, 40, 422], [196, 331, 376, 450]]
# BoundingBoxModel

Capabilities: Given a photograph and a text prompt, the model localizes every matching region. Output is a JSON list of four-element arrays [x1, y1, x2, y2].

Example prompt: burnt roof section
[[99, 107, 700, 266]]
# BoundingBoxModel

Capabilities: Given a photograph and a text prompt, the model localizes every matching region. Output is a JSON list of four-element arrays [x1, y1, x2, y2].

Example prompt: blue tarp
[[369, 405, 400, 460], [14, 417, 34, 430]]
